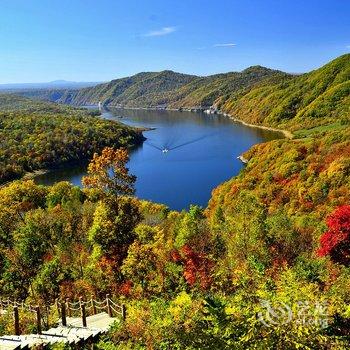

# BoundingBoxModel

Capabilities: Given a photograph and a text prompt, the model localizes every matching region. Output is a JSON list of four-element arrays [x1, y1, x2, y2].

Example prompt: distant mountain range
[[6, 53, 350, 131], [10, 67, 285, 107], [63, 66, 286, 108], [0, 80, 100, 91]]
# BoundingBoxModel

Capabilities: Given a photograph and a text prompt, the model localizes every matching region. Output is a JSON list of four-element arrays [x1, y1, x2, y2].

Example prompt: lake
[[35, 108, 283, 210]]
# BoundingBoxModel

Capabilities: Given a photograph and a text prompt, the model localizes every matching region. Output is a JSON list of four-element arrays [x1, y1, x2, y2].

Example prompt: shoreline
[[1, 133, 145, 187], [0, 169, 49, 188], [105, 105, 293, 139], [227, 115, 293, 139], [221, 112, 293, 163], [237, 155, 249, 164]]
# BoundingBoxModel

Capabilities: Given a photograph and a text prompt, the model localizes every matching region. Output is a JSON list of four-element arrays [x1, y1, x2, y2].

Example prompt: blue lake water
[[35, 108, 283, 210]]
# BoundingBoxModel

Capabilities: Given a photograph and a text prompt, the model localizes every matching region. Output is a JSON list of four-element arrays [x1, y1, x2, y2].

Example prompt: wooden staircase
[[0, 296, 124, 349]]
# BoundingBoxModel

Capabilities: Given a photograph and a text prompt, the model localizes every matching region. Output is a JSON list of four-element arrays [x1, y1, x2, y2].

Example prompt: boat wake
[[145, 133, 217, 153]]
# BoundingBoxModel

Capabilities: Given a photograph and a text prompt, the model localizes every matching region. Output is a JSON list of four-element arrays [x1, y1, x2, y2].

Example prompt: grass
[[293, 122, 348, 139]]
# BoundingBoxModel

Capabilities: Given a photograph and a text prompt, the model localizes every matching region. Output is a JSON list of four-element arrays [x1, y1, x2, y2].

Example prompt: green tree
[[89, 197, 141, 262], [174, 205, 205, 248], [225, 191, 268, 268]]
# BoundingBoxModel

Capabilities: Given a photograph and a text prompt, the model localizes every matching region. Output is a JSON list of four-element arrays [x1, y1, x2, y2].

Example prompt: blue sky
[[0, 0, 349, 83]]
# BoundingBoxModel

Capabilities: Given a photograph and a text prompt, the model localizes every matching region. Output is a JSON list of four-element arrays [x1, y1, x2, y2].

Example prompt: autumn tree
[[317, 205, 350, 266], [83, 147, 141, 273], [172, 245, 213, 289], [175, 205, 205, 248], [82, 147, 136, 197], [225, 191, 268, 265], [0, 181, 47, 248], [89, 197, 141, 261], [31, 258, 67, 301]]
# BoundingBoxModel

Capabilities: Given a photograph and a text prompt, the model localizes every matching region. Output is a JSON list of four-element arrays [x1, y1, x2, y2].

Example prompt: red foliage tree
[[172, 245, 213, 289], [317, 205, 350, 266], [119, 280, 133, 296]]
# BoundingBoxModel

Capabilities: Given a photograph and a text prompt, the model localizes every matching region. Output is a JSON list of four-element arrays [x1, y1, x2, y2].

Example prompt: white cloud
[[143, 26, 177, 37], [213, 43, 236, 47]]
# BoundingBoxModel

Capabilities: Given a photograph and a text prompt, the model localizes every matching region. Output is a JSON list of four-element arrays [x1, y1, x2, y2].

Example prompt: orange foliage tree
[[82, 147, 136, 197]]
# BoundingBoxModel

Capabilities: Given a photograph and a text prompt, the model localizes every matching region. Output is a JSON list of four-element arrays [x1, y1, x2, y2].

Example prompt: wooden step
[[0, 312, 118, 349], [0, 336, 22, 350]]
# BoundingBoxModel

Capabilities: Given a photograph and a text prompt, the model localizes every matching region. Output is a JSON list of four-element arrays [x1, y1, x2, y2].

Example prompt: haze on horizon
[[0, 0, 349, 84]]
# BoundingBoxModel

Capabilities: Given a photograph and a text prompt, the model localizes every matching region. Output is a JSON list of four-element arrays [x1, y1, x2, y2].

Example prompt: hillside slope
[[0, 94, 144, 183], [218, 54, 350, 131], [65, 66, 283, 108], [0, 93, 94, 115], [7, 88, 78, 104], [208, 126, 350, 221], [62, 70, 198, 106], [167, 66, 287, 108]]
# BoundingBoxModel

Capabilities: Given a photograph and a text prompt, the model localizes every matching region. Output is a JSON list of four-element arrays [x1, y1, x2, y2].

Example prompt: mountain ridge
[[217, 53, 350, 131], [0, 80, 101, 91], [14, 66, 283, 107], [8, 54, 350, 132]]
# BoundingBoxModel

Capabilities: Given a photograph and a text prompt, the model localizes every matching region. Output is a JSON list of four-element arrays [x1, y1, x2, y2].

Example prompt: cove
[[34, 108, 284, 210]]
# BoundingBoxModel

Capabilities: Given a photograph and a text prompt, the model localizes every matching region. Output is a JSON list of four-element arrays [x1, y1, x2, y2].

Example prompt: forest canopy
[[0, 94, 144, 183]]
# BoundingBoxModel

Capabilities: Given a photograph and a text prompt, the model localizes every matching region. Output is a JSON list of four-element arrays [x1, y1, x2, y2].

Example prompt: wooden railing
[[0, 295, 125, 336]]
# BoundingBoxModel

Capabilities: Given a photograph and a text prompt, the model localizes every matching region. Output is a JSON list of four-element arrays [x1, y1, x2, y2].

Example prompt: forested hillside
[[13, 67, 285, 109], [167, 66, 287, 108], [60, 66, 284, 108], [0, 95, 144, 183], [0, 93, 95, 115], [62, 70, 198, 107], [8, 88, 78, 104], [218, 54, 350, 130]]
